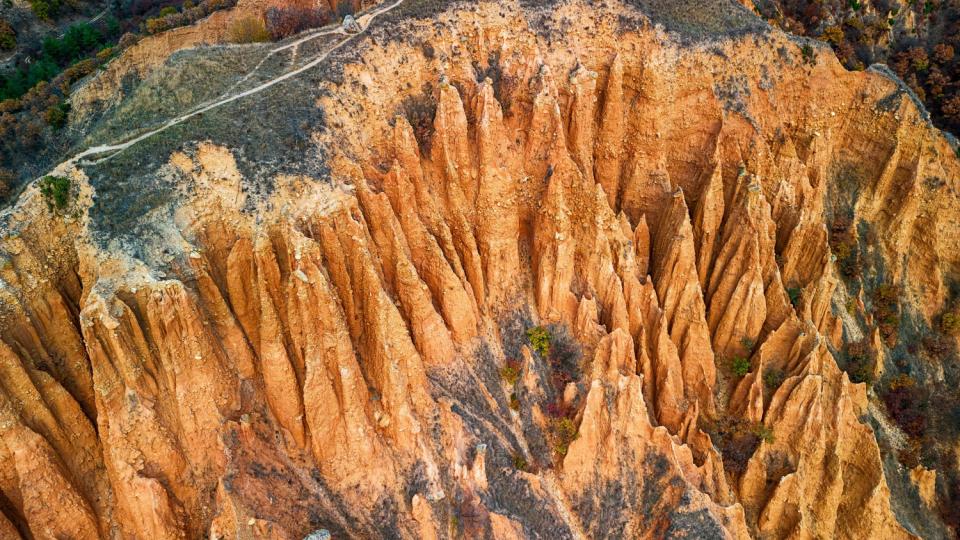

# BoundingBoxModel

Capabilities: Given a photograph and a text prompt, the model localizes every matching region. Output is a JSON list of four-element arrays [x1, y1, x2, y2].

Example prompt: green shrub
[[941, 311, 960, 334], [500, 358, 521, 386], [551, 417, 578, 457], [753, 423, 775, 444], [844, 339, 875, 384], [526, 326, 551, 357], [30, 0, 61, 20], [731, 356, 751, 377], [511, 453, 528, 471], [159, 6, 178, 16], [45, 101, 69, 129], [874, 284, 900, 346], [38, 175, 70, 210], [787, 286, 802, 308], [763, 367, 786, 390]]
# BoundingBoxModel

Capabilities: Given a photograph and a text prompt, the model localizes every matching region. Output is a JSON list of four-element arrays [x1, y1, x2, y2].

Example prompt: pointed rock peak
[[393, 114, 422, 163]]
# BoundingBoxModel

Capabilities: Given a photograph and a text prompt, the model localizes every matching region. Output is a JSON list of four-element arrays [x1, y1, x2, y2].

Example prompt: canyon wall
[[0, 0, 958, 538]]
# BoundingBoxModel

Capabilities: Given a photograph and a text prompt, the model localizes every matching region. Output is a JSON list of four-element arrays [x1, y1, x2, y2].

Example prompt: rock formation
[[0, 0, 958, 538]]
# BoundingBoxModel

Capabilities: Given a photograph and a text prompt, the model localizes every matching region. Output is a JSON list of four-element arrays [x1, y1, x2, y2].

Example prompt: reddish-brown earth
[[0, 0, 958, 538]]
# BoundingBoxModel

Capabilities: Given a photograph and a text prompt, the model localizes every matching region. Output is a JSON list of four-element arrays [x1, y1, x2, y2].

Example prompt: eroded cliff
[[0, 0, 958, 538]]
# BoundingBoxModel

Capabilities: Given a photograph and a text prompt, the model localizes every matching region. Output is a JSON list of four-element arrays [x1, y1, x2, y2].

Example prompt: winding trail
[[70, 0, 406, 166]]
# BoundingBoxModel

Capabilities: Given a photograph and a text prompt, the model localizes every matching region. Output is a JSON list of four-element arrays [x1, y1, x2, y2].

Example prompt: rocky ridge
[[0, 0, 957, 538]]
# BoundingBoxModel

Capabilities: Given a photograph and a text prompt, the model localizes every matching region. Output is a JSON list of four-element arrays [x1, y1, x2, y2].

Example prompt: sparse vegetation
[[30, 0, 61, 20], [882, 374, 928, 439], [873, 284, 900, 347], [702, 415, 762, 475], [763, 367, 786, 390], [753, 423, 775, 444], [0, 19, 15, 51], [740, 336, 755, 351], [787, 285, 801, 308], [500, 358, 521, 386], [940, 308, 960, 334], [228, 16, 270, 44], [399, 84, 437, 153], [843, 338, 875, 384], [760, 0, 960, 135], [511, 453, 528, 471], [142, 0, 237, 34], [264, 6, 331, 40], [38, 174, 71, 210], [526, 325, 551, 357], [731, 356, 751, 377], [829, 215, 860, 279], [473, 51, 517, 116], [44, 100, 70, 129], [550, 416, 578, 457]]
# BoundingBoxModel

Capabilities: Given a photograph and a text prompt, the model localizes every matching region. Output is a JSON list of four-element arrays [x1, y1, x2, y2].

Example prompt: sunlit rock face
[[0, 1, 958, 538]]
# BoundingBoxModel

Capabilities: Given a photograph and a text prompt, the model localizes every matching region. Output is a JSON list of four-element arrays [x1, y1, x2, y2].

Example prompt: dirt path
[[69, 0, 406, 166]]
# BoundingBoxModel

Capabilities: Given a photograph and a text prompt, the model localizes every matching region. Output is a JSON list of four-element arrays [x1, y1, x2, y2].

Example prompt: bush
[[702, 416, 761, 475], [264, 6, 331, 39], [544, 399, 574, 419], [787, 286, 802, 308], [399, 86, 437, 153], [44, 101, 69, 129], [829, 215, 860, 279], [228, 16, 270, 44], [882, 374, 927, 438], [753, 423, 775, 444], [499, 358, 521, 386], [844, 339, 875, 384], [30, 0, 61, 20], [550, 417, 578, 457], [511, 453, 528, 471], [0, 19, 15, 51], [731, 356, 751, 377], [546, 324, 581, 382], [763, 367, 786, 390], [941, 311, 960, 334], [38, 175, 71, 210], [526, 326, 551, 357], [874, 284, 900, 346]]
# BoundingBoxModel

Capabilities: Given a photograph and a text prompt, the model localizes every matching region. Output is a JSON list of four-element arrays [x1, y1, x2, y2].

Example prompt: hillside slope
[[0, 0, 958, 538]]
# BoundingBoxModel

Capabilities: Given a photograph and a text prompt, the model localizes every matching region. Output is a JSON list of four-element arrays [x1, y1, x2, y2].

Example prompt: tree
[[29, 0, 61, 20]]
